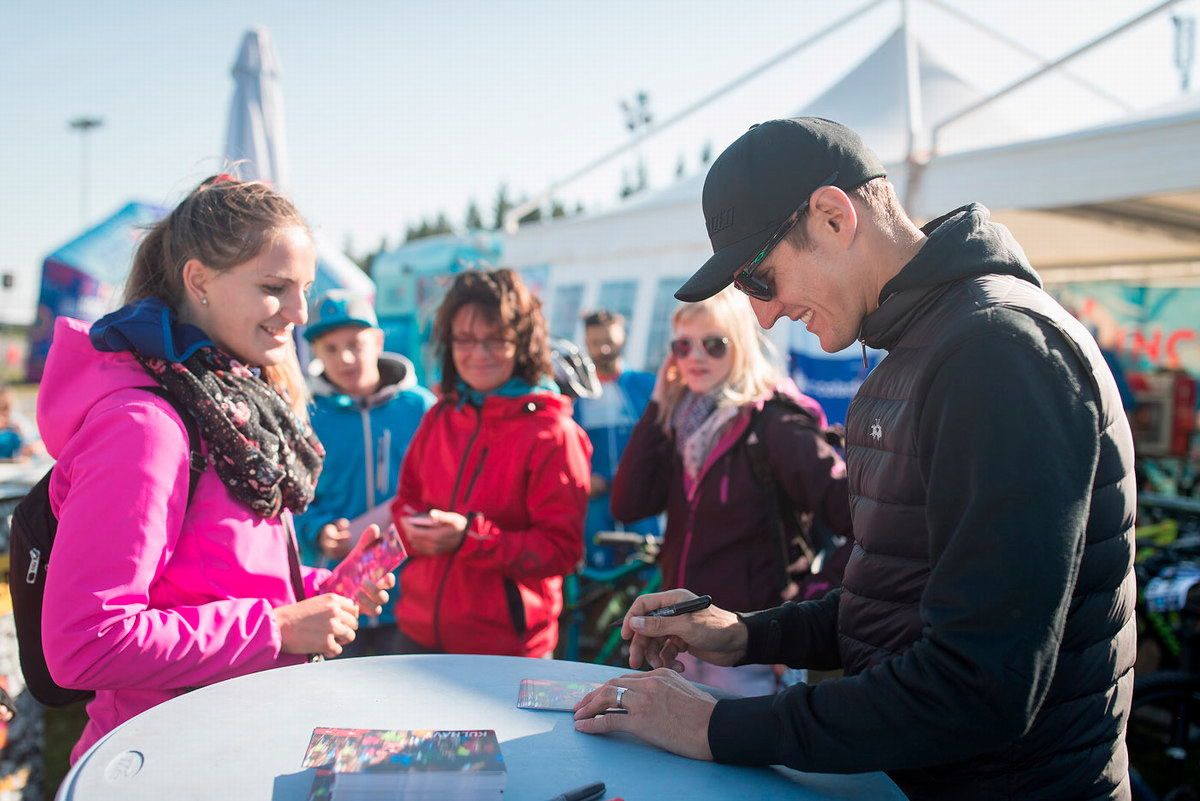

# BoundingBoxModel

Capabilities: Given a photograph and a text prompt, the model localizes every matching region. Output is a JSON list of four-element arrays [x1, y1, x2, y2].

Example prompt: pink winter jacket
[[38, 318, 329, 763]]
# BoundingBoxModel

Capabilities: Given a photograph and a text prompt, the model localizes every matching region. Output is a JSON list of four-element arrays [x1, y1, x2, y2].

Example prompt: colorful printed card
[[516, 678, 605, 712]]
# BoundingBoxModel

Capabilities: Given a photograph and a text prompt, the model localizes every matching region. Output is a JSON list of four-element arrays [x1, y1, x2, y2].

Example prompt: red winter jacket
[[392, 391, 590, 657]]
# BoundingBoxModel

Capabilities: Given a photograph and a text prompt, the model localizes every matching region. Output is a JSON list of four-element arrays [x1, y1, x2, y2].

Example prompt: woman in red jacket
[[390, 268, 591, 658]]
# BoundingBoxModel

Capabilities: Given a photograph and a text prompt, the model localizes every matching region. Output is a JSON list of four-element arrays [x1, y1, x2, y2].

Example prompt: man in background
[[573, 310, 659, 569]]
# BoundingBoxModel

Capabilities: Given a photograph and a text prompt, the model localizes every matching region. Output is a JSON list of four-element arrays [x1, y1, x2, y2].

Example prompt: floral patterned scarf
[[134, 346, 324, 518]]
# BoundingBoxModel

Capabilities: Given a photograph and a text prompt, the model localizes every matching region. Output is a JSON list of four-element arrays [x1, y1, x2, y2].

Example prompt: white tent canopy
[[502, 22, 1200, 370], [906, 94, 1200, 279], [222, 27, 375, 310], [225, 27, 291, 191]]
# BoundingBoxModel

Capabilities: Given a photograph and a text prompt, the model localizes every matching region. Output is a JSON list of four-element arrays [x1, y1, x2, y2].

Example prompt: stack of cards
[[516, 679, 626, 714], [302, 727, 505, 800]]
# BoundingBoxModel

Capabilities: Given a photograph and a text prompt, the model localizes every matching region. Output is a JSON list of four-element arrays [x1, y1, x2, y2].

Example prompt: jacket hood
[[39, 317, 160, 459], [89, 297, 213, 362], [863, 204, 1042, 350], [308, 352, 419, 408]]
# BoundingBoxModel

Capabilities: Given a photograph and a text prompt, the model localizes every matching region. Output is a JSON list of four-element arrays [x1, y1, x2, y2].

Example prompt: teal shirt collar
[[455, 375, 558, 409]]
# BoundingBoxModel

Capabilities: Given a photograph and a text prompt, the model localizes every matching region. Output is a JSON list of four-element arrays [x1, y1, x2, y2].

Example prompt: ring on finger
[[615, 686, 629, 709]]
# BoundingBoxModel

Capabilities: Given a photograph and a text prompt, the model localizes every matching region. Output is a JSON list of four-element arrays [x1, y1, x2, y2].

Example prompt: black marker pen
[[611, 594, 712, 628], [546, 780, 605, 801]]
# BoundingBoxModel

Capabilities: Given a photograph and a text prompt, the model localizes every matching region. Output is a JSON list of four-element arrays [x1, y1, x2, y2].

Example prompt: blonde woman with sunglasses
[[610, 286, 852, 696]]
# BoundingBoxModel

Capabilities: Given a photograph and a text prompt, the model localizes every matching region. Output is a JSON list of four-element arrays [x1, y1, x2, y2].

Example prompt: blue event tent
[[27, 202, 166, 381]]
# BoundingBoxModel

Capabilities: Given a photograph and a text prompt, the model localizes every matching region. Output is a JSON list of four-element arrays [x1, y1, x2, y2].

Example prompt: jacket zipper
[[377, 428, 390, 500], [432, 404, 484, 651], [360, 406, 375, 509]]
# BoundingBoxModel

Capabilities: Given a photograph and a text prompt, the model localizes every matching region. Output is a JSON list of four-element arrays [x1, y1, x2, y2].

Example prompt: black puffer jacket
[[709, 205, 1136, 801]]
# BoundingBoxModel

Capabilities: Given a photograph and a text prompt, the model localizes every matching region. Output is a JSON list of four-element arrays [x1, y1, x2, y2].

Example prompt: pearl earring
[[200, 297, 208, 305]]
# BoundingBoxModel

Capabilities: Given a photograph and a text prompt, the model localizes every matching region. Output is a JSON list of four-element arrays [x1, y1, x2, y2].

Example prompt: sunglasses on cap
[[670, 335, 730, 360], [733, 172, 840, 302]]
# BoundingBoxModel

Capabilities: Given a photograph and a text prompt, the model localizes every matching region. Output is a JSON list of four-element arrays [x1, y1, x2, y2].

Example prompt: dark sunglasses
[[670, 335, 730, 359], [733, 172, 840, 302]]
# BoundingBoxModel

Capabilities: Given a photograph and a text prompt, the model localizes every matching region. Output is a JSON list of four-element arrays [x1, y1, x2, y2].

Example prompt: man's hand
[[318, 518, 352, 561], [573, 669, 717, 760], [614, 589, 749, 671]]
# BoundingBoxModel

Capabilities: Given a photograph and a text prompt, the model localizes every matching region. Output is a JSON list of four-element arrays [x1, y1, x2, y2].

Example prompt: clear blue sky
[[2, 0, 1196, 322]]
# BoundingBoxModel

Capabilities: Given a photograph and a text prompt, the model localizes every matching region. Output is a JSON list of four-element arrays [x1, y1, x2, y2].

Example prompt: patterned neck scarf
[[672, 391, 739, 483], [673, 391, 717, 446], [134, 347, 324, 518]]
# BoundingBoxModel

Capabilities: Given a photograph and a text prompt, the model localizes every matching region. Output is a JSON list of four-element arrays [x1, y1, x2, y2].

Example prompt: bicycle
[[558, 530, 661, 666], [1127, 518, 1200, 801]]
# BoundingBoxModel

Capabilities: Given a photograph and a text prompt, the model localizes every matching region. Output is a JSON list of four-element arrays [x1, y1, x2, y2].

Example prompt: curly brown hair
[[432, 268, 551, 393]]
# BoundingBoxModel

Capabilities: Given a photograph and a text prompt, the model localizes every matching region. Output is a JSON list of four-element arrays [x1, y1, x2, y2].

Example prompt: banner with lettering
[[1052, 284, 1200, 377]]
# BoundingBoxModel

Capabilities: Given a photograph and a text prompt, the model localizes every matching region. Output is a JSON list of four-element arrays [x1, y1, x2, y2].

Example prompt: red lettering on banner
[[1166, 329, 1197, 370], [1130, 329, 1163, 364]]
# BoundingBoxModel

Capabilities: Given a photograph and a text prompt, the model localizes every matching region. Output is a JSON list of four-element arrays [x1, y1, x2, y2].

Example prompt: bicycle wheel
[[1126, 670, 1200, 800]]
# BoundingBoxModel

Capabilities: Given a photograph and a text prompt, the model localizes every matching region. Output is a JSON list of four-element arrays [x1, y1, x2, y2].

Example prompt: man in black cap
[[575, 118, 1136, 800]]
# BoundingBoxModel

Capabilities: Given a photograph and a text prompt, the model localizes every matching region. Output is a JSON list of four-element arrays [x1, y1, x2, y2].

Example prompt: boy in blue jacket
[[296, 291, 435, 655]]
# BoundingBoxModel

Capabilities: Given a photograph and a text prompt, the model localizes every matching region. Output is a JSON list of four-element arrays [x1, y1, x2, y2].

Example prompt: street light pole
[[69, 117, 104, 225]]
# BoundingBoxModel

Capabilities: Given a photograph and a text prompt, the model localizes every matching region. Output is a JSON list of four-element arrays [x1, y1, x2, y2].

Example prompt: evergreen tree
[[493, 184, 513, 230], [465, 199, 483, 230]]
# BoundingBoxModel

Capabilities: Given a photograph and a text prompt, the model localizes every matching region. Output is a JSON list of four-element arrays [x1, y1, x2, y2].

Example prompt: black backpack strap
[[283, 514, 307, 603], [744, 398, 814, 592], [139, 385, 204, 503], [283, 513, 325, 663]]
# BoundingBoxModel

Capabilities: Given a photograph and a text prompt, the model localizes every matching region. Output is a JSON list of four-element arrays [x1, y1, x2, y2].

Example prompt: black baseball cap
[[675, 117, 887, 302]]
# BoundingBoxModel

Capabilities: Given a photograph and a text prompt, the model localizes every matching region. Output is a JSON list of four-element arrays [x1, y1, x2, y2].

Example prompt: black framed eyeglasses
[[732, 172, 840, 302], [450, 335, 514, 353], [670, 335, 730, 360]]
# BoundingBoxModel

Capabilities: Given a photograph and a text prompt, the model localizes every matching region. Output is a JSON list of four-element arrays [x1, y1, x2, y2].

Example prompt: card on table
[[516, 678, 630, 714], [515, 679, 604, 711]]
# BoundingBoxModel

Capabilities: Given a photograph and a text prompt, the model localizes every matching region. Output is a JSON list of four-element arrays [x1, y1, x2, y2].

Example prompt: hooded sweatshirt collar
[[89, 297, 213, 362], [862, 204, 1042, 351], [309, 352, 420, 409]]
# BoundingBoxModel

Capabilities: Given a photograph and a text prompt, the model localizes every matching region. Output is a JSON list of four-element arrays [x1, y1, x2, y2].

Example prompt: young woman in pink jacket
[[38, 176, 390, 764]]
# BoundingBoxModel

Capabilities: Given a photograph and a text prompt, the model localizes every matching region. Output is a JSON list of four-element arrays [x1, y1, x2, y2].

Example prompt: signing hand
[[573, 669, 717, 760], [272, 593, 360, 658], [615, 589, 748, 672], [318, 518, 352, 561], [400, 509, 467, 556]]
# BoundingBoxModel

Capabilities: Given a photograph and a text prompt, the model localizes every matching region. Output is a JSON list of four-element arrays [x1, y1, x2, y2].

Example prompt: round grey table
[[56, 654, 905, 800]]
